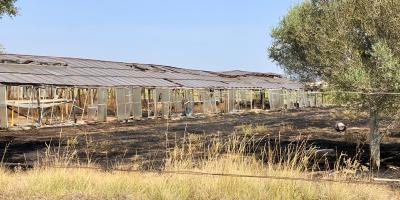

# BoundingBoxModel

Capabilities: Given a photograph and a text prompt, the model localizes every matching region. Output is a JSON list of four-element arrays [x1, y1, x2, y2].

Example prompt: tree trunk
[[369, 107, 381, 169]]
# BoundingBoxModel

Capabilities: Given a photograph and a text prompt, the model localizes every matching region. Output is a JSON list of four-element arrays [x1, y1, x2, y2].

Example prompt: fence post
[[36, 87, 42, 126]]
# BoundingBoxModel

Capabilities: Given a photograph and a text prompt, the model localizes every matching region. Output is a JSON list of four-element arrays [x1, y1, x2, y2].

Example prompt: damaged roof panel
[[171, 79, 228, 88], [0, 54, 302, 89]]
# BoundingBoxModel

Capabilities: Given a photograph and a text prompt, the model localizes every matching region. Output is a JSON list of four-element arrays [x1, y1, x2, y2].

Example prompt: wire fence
[[21, 164, 400, 186], [1, 162, 399, 186]]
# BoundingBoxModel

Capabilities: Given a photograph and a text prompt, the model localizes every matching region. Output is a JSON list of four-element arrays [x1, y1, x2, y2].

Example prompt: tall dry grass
[[0, 126, 398, 199]]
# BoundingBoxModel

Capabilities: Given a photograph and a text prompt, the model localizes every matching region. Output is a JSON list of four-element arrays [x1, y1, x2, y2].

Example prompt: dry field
[[0, 108, 399, 199]]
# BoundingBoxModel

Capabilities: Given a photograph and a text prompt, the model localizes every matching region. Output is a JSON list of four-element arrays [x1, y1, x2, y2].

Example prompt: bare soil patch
[[0, 108, 399, 177]]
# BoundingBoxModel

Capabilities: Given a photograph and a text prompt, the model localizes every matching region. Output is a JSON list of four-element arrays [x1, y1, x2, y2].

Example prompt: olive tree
[[0, 0, 18, 53], [269, 0, 400, 168], [0, 0, 17, 18]]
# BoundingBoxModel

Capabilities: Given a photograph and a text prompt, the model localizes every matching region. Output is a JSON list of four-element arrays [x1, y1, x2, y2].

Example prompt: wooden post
[[146, 88, 150, 118], [154, 89, 157, 117], [261, 89, 265, 110], [72, 87, 77, 123], [201, 89, 206, 114], [61, 106, 64, 121], [77, 88, 82, 108], [36, 87, 42, 126], [182, 89, 187, 116], [65, 88, 69, 116], [250, 90, 253, 110]]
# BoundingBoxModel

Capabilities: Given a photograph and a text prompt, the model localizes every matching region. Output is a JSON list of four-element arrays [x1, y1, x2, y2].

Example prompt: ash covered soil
[[0, 108, 399, 176]]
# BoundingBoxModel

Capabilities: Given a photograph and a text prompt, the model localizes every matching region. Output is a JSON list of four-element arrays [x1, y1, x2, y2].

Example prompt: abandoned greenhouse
[[0, 54, 324, 129]]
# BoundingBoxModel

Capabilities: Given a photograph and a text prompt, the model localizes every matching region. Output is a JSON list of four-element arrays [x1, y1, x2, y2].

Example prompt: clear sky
[[0, 0, 300, 73]]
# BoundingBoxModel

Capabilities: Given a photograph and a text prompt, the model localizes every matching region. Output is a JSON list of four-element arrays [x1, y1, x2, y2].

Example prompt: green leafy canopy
[[269, 0, 400, 112], [0, 0, 18, 18], [0, 0, 18, 53], [269, 0, 400, 167]]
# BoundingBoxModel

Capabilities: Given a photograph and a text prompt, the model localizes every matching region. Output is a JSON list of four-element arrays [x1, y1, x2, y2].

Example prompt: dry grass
[[0, 129, 398, 200], [0, 163, 396, 200]]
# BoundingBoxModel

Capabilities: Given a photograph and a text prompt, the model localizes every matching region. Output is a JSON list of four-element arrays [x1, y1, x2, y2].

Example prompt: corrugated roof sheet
[[0, 54, 303, 89], [171, 79, 228, 88], [218, 70, 283, 78]]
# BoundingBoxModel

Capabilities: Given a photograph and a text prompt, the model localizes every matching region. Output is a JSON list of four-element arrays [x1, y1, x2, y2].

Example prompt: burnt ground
[[0, 107, 399, 177]]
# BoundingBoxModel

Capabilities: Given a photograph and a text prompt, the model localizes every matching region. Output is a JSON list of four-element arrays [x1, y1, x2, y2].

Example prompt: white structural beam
[[0, 85, 8, 128]]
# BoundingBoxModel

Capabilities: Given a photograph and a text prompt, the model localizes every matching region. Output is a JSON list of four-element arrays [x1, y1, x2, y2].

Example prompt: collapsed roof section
[[216, 70, 282, 78], [0, 54, 303, 89]]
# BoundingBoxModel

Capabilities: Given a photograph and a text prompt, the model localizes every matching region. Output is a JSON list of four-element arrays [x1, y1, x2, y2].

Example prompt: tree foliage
[[0, 0, 18, 53], [0, 0, 17, 18], [269, 0, 400, 168]]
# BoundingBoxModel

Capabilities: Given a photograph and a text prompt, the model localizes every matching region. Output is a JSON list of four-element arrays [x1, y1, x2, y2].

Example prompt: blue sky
[[0, 0, 300, 73]]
